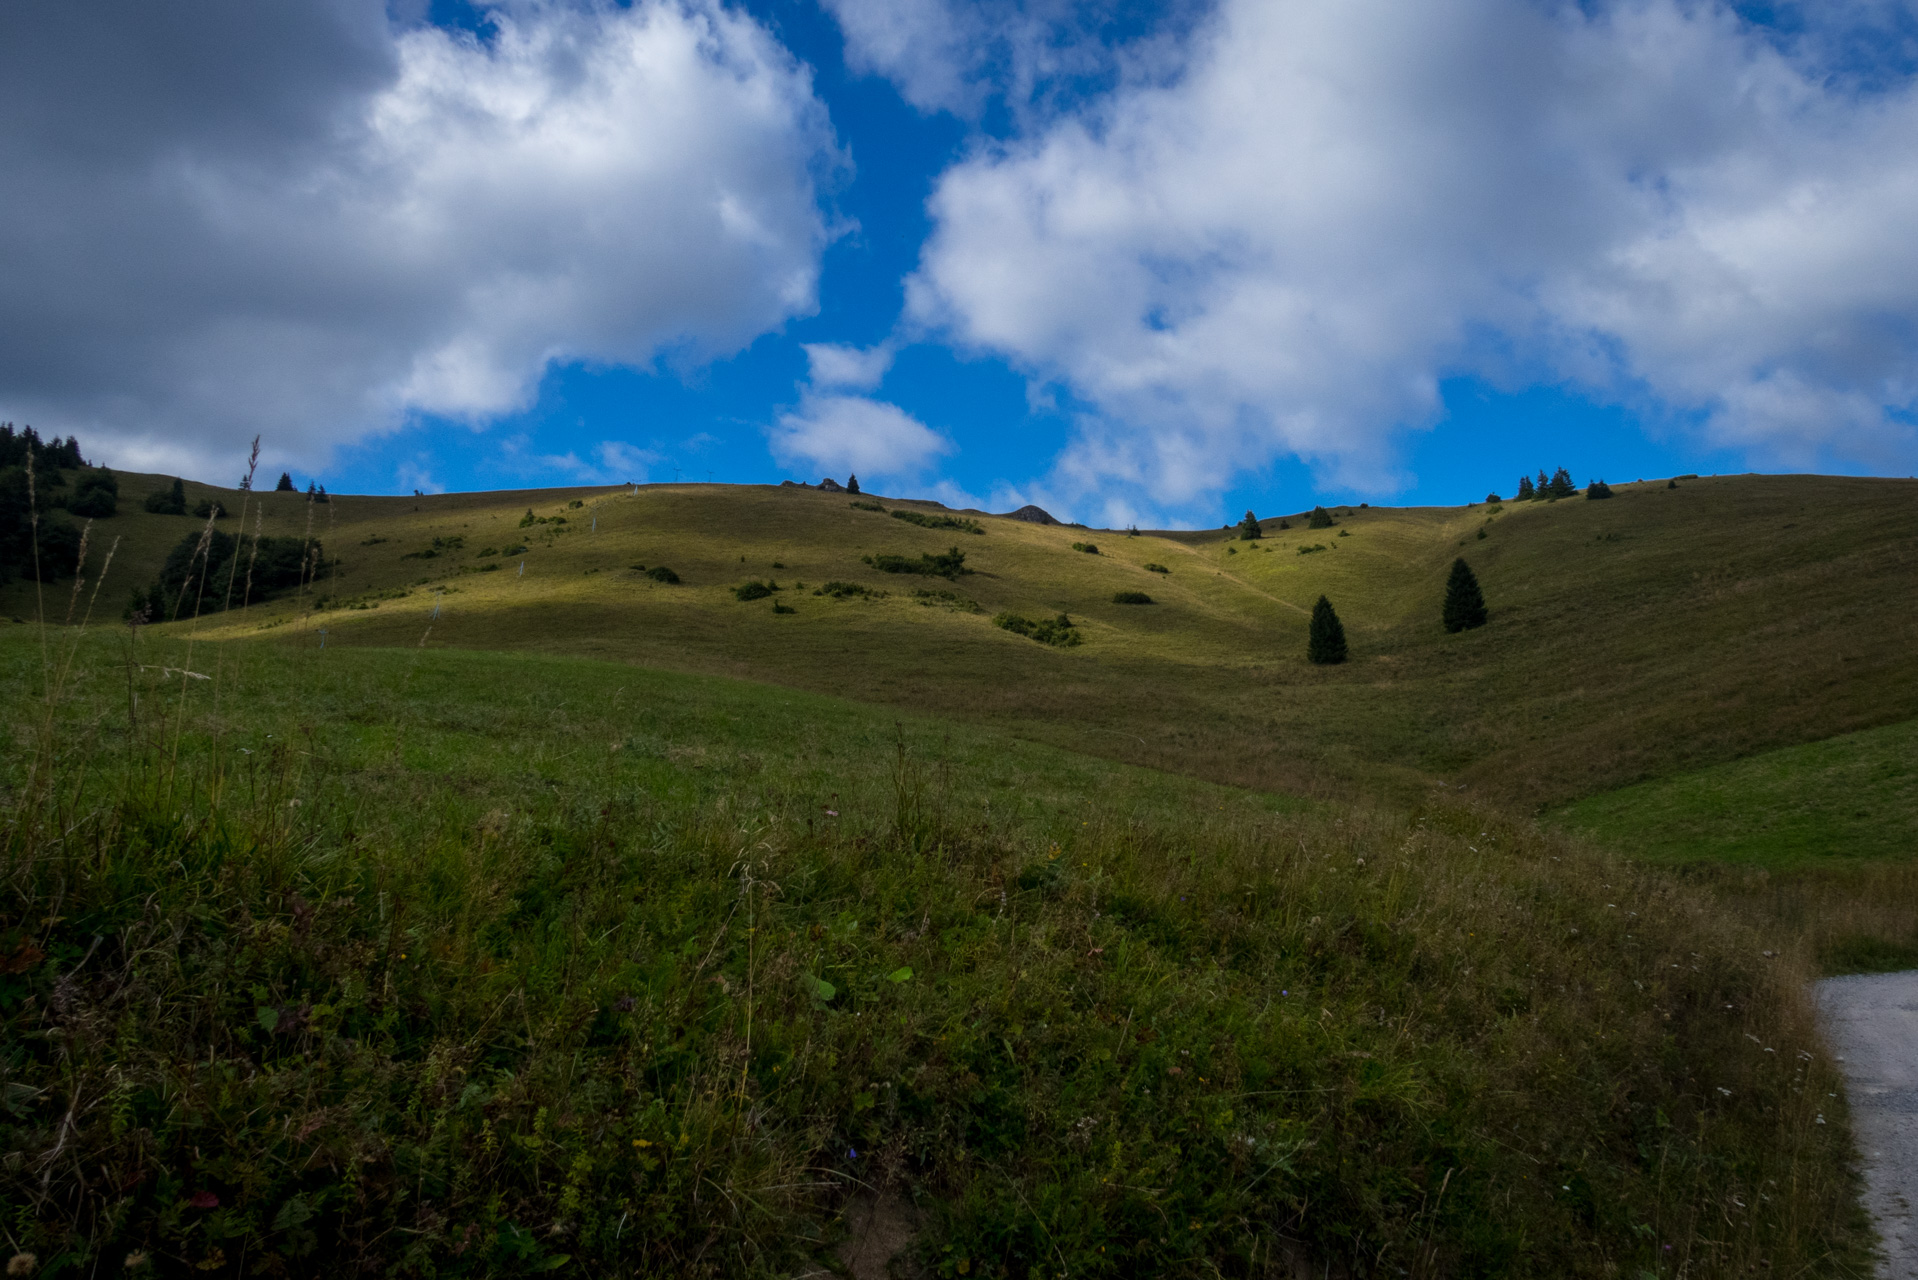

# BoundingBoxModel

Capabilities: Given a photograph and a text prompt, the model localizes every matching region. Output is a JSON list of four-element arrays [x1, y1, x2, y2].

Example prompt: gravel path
[[1818, 972, 1918, 1280]]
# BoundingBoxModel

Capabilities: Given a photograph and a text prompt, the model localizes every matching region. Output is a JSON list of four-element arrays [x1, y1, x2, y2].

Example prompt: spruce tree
[[1308, 504, 1336, 529], [847, 474, 860, 495], [1516, 475, 1535, 500], [1548, 467, 1576, 498], [1238, 509, 1262, 540], [1307, 595, 1347, 664], [1442, 557, 1488, 633], [275, 472, 295, 492]]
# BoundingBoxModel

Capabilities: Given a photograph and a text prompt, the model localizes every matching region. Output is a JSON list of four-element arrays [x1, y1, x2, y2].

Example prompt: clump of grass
[[1297, 543, 1328, 555], [891, 509, 984, 534], [1143, 563, 1170, 574], [734, 579, 781, 601], [1070, 541, 1099, 554], [1112, 590, 1153, 604], [815, 581, 882, 599], [994, 611, 1081, 646], [862, 548, 970, 580], [850, 499, 888, 513]]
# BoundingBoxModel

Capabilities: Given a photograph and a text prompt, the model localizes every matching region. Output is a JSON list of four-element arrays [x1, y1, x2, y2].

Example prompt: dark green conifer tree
[[275, 472, 295, 492], [1442, 557, 1488, 633], [1238, 510, 1261, 539], [1516, 474, 1535, 500], [1548, 467, 1577, 498], [1308, 505, 1336, 529], [1307, 595, 1347, 664], [143, 477, 187, 515], [847, 474, 860, 495]]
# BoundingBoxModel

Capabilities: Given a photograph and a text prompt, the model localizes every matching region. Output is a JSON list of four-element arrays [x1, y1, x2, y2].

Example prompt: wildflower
[[7, 1254, 37, 1276]]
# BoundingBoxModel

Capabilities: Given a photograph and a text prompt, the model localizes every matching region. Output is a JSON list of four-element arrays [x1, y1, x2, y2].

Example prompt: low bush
[[1143, 563, 1169, 574], [66, 469, 119, 518], [1297, 544, 1328, 555], [891, 509, 984, 534], [851, 499, 887, 513], [734, 580, 779, 601], [994, 611, 1082, 646], [815, 581, 880, 599], [911, 588, 976, 611], [645, 566, 680, 584], [863, 548, 970, 580], [191, 498, 226, 520], [1586, 480, 1614, 500], [772, 601, 796, 614], [130, 529, 325, 619], [1070, 541, 1099, 554], [1308, 505, 1336, 529], [142, 478, 187, 515], [1112, 591, 1153, 604], [401, 536, 463, 561]]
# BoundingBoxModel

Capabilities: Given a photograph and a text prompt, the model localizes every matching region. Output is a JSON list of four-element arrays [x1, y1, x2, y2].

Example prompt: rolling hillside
[[14, 469, 1916, 811]]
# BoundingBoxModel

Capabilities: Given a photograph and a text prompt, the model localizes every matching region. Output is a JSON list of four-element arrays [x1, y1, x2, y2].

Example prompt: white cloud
[[908, 0, 1918, 509], [0, 0, 836, 482], [595, 441, 661, 482], [802, 342, 895, 390], [770, 393, 955, 483]]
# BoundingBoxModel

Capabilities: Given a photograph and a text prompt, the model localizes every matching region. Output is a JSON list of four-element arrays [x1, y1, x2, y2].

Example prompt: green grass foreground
[[0, 632, 1868, 1276]]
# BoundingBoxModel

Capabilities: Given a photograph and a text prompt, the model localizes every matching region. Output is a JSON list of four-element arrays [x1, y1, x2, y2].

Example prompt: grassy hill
[[4, 467, 1914, 1274], [0, 633, 1866, 1276], [15, 469, 1916, 811]]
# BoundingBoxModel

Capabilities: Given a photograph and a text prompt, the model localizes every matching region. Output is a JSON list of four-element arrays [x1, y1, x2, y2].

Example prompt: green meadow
[[3, 468, 1915, 1275]]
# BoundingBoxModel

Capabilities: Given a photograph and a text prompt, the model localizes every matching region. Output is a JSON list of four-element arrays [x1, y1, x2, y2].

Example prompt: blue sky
[[3, 0, 1916, 527]]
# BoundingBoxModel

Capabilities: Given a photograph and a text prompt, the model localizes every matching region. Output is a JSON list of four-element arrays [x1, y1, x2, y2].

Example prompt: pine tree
[[1308, 505, 1336, 529], [275, 472, 295, 492], [1238, 510, 1262, 540], [1585, 479, 1613, 500], [847, 474, 860, 495], [1548, 467, 1576, 498], [1307, 595, 1347, 664], [1442, 558, 1488, 633], [1516, 475, 1535, 500]]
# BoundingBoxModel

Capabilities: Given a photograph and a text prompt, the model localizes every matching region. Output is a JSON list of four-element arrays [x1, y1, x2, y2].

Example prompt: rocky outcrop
[[1002, 504, 1059, 525]]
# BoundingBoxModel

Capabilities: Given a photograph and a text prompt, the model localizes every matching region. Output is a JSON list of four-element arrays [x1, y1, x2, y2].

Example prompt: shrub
[[1276, 518, 1290, 530], [1297, 544, 1328, 555], [994, 611, 1081, 646], [772, 601, 796, 614], [850, 500, 887, 513], [66, 469, 118, 518], [1585, 480, 1614, 500], [567, 499, 584, 509], [1485, 492, 1501, 503], [133, 529, 323, 619], [815, 581, 878, 599], [1668, 479, 1678, 489], [734, 580, 778, 601], [1112, 591, 1153, 604], [191, 498, 226, 520], [1071, 541, 1099, 554], [1308, 505, 1336, 529], [863, 548, 969, 580], [645, 566, 680, 584], [143, 477, 187, 515], [1443, 558, 1488, 633], [1144, 563, 1169, 574], [1307, 595, 1347, 664], [1338, 529, 1350, 538], [891, 509, 984, 534]]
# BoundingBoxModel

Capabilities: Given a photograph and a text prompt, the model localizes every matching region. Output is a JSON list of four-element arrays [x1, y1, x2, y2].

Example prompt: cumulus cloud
[[803, 342, 895, 390], [770, 393, 955, 482], [0, 0, 836, 481], [906, 0, 1918, 509]]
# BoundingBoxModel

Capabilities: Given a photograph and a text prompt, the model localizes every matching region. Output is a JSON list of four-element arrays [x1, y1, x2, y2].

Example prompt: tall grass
[[0, 637, 1871, 1276]]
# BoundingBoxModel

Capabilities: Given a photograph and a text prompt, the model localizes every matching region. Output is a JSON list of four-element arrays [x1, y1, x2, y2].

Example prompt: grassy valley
[[3, 467, 1914, 1275]]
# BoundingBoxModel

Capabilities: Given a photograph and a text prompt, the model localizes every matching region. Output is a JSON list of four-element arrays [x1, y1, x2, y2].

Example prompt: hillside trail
[[1818, 971, 1918, 1279]]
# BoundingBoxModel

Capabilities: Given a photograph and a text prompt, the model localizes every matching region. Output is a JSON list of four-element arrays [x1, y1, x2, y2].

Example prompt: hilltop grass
[[0, 630, 1869, 1277]]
